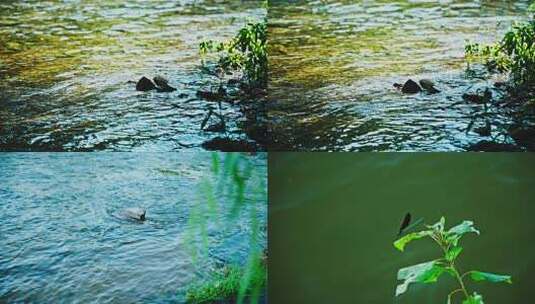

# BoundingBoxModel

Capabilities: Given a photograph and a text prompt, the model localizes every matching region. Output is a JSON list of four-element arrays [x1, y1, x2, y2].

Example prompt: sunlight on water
[[0, 0, 265, 151], [269, 0, 530, 151]]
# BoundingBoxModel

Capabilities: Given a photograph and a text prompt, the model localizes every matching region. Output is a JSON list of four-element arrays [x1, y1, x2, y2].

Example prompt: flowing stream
[[0, 0, 265, 151], [269, 0, 531, 151], [0, 153, 267, 303]]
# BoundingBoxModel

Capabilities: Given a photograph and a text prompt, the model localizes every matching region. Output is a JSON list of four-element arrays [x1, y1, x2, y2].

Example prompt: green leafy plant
[[465, 7, 535, 85], [393, 217, 512, 304], [185, 153, 267, 304], [200, 20, 267, 87]]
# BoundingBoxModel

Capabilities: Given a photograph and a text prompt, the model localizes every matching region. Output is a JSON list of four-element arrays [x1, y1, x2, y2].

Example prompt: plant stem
[[450, 262, 470, 299], [432, 233, 470, 302]]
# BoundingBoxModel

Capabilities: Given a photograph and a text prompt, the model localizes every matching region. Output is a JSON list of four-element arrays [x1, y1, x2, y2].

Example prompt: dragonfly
[[397, 212, 424, 236]]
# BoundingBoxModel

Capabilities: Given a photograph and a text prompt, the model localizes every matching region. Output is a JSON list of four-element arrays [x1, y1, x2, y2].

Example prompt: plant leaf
[[395, 261, 445, 296], [446, 246, 463, 262], [468, 271, 512, 284], [462, 292, 484, 304], [430, 216, 446, 232], [393, 230, 432, 251], [448, 220, 480, 235], [447, 220, 480, 245]]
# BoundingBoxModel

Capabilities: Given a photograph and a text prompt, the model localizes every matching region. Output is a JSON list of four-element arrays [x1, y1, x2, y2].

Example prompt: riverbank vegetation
[[197, 19, 268, 151], [186, 259, 266, 303], [465, 3, 535, 85], [394, 217, 512, 304], [200, 21, 267, 89], [464, 3, 535, 151], [185, 153, 267, 303]]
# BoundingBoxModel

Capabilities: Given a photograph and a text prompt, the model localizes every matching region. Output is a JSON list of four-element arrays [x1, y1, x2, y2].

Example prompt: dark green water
[[269, 153, 535, 303]]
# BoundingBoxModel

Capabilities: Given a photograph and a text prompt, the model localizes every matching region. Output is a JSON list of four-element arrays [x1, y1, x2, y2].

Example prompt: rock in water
[[462, 89, 492, 104], [467, 140, 521, 152], [419, 79, 440, 94], [122, 207, 146, 221], [401, 79, 422, 94], [153, 76, 176, 92], [136, 77, 156, 91]]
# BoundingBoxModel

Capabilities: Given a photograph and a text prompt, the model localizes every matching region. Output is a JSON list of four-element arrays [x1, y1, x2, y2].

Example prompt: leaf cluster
[[465, 14, 535, 85], [394, 217, 512, 304], [200, 21, 267, 88]]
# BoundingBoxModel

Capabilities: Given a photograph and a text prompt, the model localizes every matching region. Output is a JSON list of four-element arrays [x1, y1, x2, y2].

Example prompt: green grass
[[186, 261, 266, 304]]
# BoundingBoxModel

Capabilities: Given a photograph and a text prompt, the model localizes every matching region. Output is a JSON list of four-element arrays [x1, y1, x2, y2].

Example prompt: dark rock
[[393, 83, 403, 90], [474, 121, 491, 137], [122, 207, 146, 221], [204, 121, 226, 133], [227, 78, 241, 86], [494, 81, 507, 88], [419, 79, 440, 94], [153, 76, 176, 92], [401, 79, 422, 94], [201, 137, 257, 152], [467, 140, 522, 152], [136, 77, 156, 91], [197, 89, 225, 102], [509, 127, 535, 148], [462, 88, 492, 104]]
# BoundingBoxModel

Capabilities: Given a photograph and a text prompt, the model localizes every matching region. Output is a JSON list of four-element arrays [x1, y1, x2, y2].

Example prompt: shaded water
[[269, 153, 535, 303], [0, 153, 267, 303], [0, 1, 265, 151], [269, 0, 531, 151]]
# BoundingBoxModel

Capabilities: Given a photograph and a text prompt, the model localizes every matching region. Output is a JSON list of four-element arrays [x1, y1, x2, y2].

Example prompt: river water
[[0, 1, 265, 151], [0, 152, 267, 303], [269, 0, 531, 151], [269, 153, 535, 303]]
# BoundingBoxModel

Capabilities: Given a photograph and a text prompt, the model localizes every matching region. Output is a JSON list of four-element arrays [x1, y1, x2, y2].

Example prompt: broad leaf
[[469, 271, 512, 284], [462, 292, 484, 304], [394, 230, 432, 252], [395, 261, 445, 296], [447, 220, 480, 246], [446, 246, 463, 262]]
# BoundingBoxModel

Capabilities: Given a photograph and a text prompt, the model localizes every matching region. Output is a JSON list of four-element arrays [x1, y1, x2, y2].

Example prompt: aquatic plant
[[393, 217, 512, 304], [199, 20, 267, 87], [465, 6, 535, 85], [185, 153, 266, 304]]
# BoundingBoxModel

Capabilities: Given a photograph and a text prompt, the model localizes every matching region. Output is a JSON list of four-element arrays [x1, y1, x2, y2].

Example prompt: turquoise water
[[269, 153, 535, 303], [0, 152, 267, 303]]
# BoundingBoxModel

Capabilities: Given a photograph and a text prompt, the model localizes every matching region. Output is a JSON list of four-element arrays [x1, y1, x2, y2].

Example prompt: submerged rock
[[203, 121, 226, 133], [153, 76, 176, 92], [122, 207, 146, 221], [197, 89, 225, 102], [509, 127, 535, 149], [419, 79, 440, 94], [201, 137, 256, 152], [401, 79, 422, 94], [462, 88, 492, 104], [467, 140, 521, 152], [136, 77, 156, 91], [474, 121, 492, 137]]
